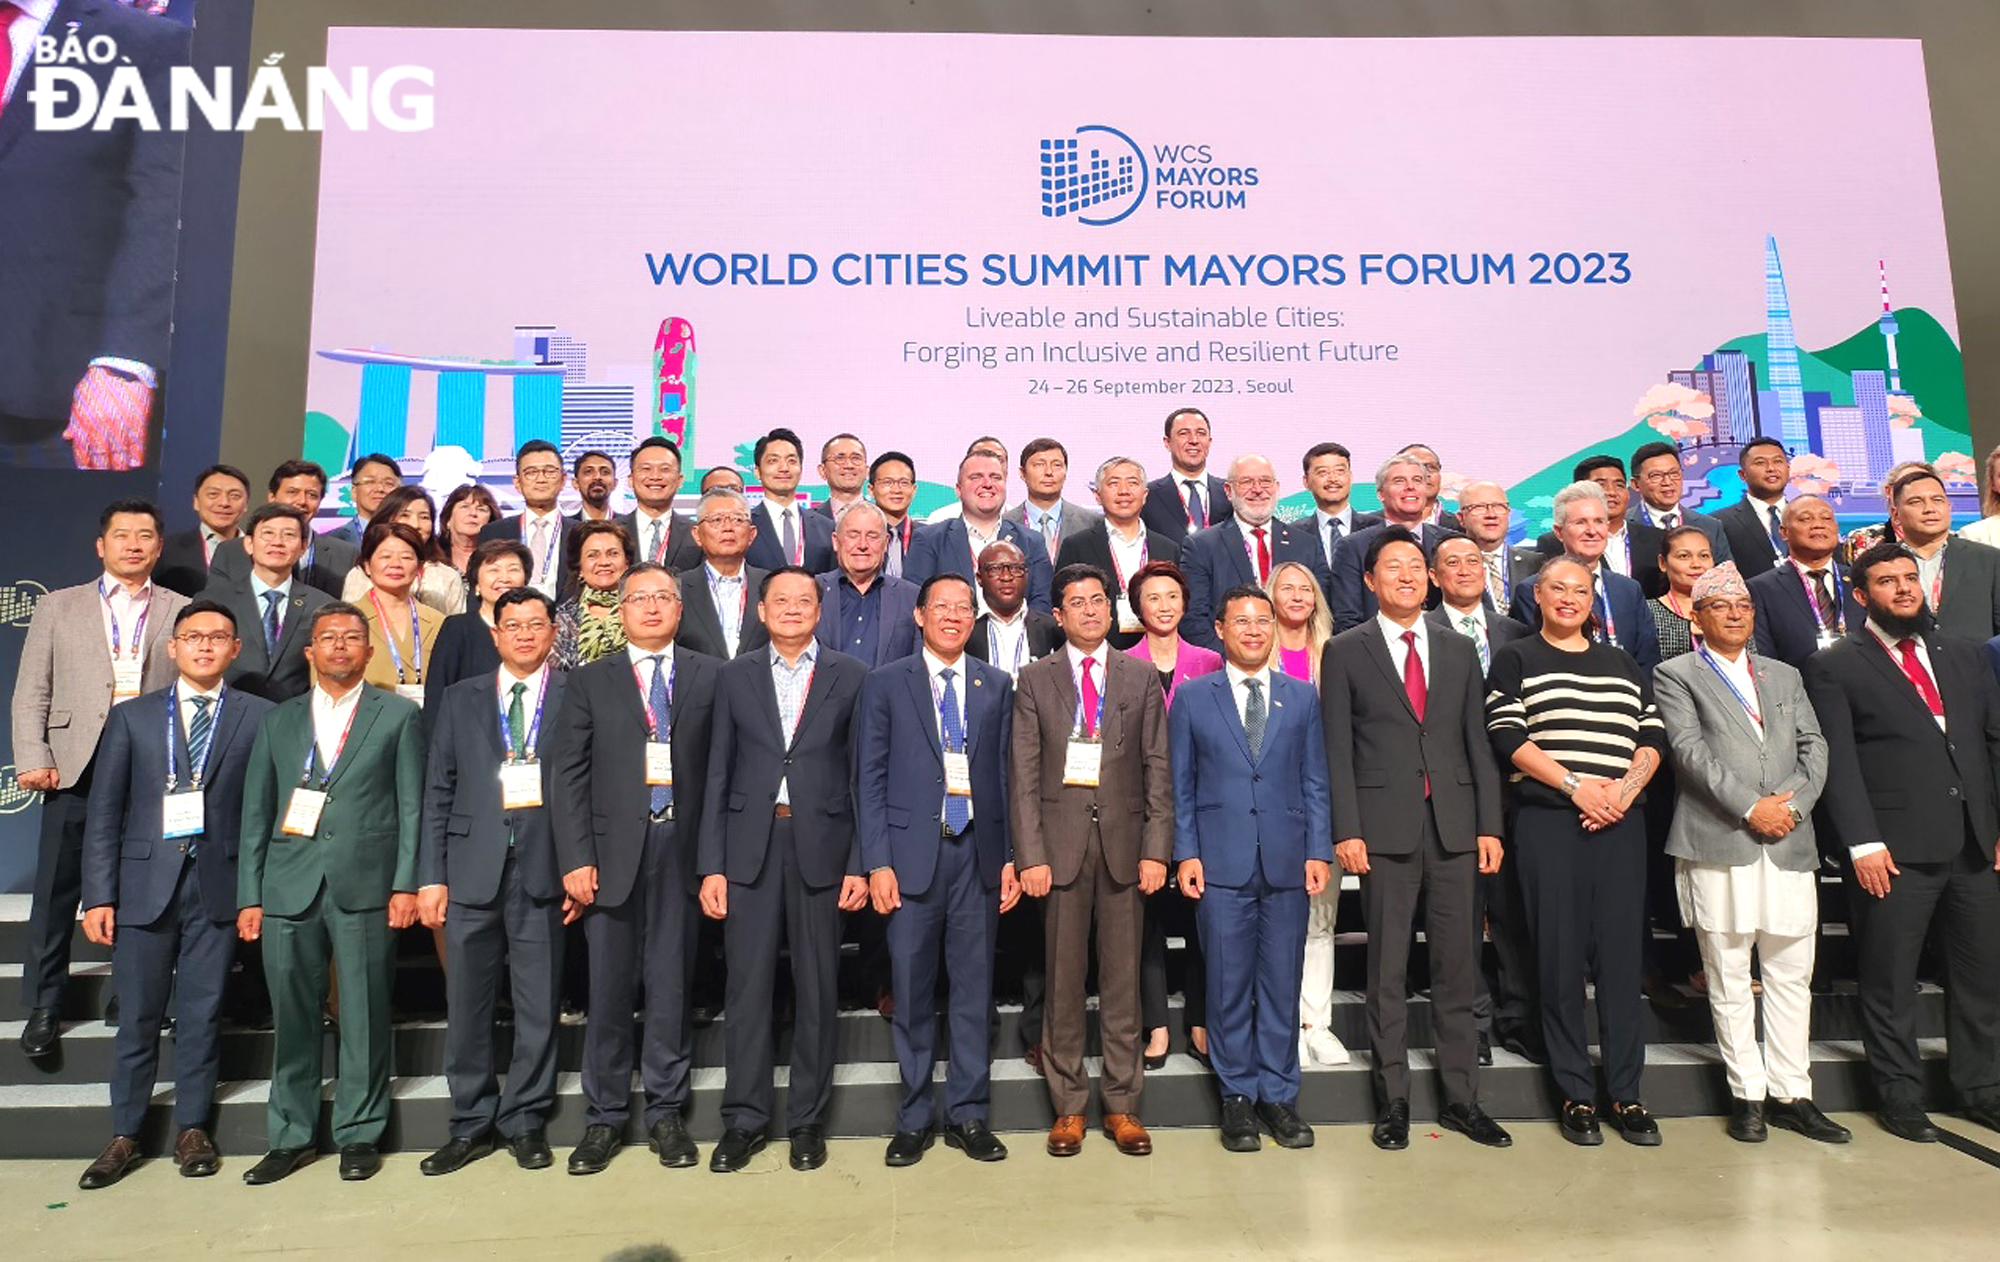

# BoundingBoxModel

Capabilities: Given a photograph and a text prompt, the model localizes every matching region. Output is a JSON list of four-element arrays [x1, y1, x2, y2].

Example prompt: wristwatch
[[1559, 771, 1581, 797], [1785, 802, 1805, 826]]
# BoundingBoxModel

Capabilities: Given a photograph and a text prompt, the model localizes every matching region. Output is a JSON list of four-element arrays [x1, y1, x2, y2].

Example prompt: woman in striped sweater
[[1487, 556, 1667, 1149]]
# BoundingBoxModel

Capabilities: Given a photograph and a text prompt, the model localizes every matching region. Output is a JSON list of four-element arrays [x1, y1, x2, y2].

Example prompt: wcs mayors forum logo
[[1038, 125, 1260, 226]]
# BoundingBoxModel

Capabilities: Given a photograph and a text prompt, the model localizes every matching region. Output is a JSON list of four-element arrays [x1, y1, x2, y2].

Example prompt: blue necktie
[[1243, 678, 1266, 760], [185, 695, 212, 855], [261, 590, 283, 654], [939, 667, 969, 835], [1184, 479, 1206, 529], [648, 654, 673, 814]]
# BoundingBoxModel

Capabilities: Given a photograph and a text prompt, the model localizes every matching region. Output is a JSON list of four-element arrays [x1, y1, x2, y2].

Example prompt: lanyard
[[527, 514, 560, 579], [165, 687, 226, 791], [1107, 528, 1147, 592], [929, 668, 967, 752], [633, 654, 675, 739], [707, 568, 747, 626], [100, 579, 148, 660], [991, 615, 1029, 675], [497, 666, 550, 761], [368, 590, 424, 683], [1698, 646, 1762, 728], [1071, 654, 1107, 737], [300, 694, 361, 787], [1792, 561, 1845, 629], [1593, 573, 1618, 645], [1914, 543, 1946, 611]]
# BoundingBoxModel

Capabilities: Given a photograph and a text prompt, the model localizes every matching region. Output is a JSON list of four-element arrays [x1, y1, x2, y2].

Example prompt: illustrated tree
[[1633, 382, 1715, 441], [1788, 453, 1842, 495]]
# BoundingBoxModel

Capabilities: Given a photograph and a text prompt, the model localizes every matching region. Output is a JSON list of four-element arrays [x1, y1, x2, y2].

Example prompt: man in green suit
[[235, 601, 424, 1184]]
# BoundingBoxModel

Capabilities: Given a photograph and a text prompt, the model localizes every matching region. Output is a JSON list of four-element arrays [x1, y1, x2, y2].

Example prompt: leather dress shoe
[[421, 1134, 493, 1175], [1046, 1113, 1085, 1157], [1608, 1101, 1662, 1147], [1477, 1030, 1493, 1067], [1372, 1099, 1410, 1151], [885, 1129, 935, 1167], [174, 1127, 220, 1177], [1219, 1094, 1260, 1153], [789, 1125, 828, 1171], [1559, 1100, 1603, 1147], [1766, 1098, 1851, 1144], [339, 1143, 382, 1181], [1961, 1097, 2000, 1137], [79, 1136, 140, 1190], [1726, 1099, 1768, 1144], [1257, 1102, 1314, 1149], [20, 1007, 59, 1057], [709, 1127, 767, 1172], [1878, 1103, 1939, 1143], [243, 1147, 315, 1185], [1102, 1113, 1153, 1156], [1439, 1102, 1513, 1148], [945, 1119, 1008, 1161], [649, 1111, 698, 1168], [508, 1130, 554, 1169], [568, 1123, 623, 1174]]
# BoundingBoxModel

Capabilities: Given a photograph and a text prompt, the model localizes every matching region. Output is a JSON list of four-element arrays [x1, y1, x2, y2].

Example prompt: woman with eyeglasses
[[355, 521, 446, 706], [422, 539, 532, 736], [439, 482, 502, 577], [341, 485, 466, 617], [552, 520, 637, 670]]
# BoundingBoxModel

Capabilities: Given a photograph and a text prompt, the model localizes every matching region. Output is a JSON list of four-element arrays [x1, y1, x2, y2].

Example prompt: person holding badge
[[415, 588, 571, 1176], [235, 602, 426, 1185]]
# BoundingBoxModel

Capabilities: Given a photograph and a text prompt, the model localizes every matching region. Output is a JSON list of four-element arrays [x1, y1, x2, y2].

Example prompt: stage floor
[[7, 1114, 1995, 1259]]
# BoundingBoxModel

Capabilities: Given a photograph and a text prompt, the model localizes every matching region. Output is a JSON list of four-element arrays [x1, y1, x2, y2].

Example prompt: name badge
[[645, 741, 674, 787], [500, 761, 542, 810], [395, 683, 425, 704], [162, 790, 204, 839], [943, 750, 972, 797], [1062, 739, 1102, 788], [282, 787, 328, 837], [112, 659, 142, 700], [1117, 601, 1143, 633], [1815, 629, 1839, 650]]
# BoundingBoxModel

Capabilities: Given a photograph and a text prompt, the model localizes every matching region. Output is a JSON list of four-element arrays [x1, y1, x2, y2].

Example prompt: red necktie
[[1079, 657, 1100, 738], [1253, 526, 1271, 583], [1895, 638, 1945, 718], [0, 5, 21, 124], [1401, 629, 1427, 720]]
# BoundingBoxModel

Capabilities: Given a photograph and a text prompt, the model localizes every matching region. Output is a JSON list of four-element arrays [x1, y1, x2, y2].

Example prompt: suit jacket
[[618, 509, 702, 572], [419, 669, 567, 905], [156, 528, 222, 598], [1928, 537, 2000, 643], [813, 571, 920, 667], [1298, 508, 1385, 569], [1425, 605, 1530, 675], [1321, 621, 1502, 855], [698, 647, 868, 889], [1628, 504, 1734, 567], [421, 611, 502, 736], [237, 686, 425, 915], [745, 499, 836, 575], [967, 608, 1064, 675], [82, 683, 273, 926], [208, 529, 357, 599], [202, 572, 329, 702], [856, 653, 1013, 894], [906, 516, 1055, 615], [1538, 520, 1665, 599], [324, 518, 365, 550], [1330, 521, 1463, 632], [1805, 629, 2000, 864], [547, 646, 718, 906], [1713, 497, 1788, 579], [1653, 650, 1826, 870], [1509, 567, 1661, 672], [10, 580, 186, 786], [359, 595, 447, 696], [1008, 647, 1172, 884], [1054, 520, 1179, 649], [1177, 516, 1330, 650], [1125, 636, 1224, 709], [478, 512, 573, 595], [676, 563, 771, 660], [1141, 472, 1231, 547], [1169, 669, 1332, 887], [1748, 560, 1863, 668], [1005, 498, 1101, 564]]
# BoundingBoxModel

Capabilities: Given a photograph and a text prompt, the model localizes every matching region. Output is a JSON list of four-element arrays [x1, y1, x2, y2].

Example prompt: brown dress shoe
[[175, 1128, 220, 1177], [1046, 1114, 1085, 1157], [1103, 1113, 1153, 1156], [79, 1136, 140, 1190]]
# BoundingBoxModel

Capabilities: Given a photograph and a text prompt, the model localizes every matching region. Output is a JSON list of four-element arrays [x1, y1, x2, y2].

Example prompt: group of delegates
[[14, 414, 2000, 1195]]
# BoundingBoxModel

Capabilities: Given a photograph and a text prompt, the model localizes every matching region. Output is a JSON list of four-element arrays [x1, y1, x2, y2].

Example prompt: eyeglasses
[[1063, 594, 1110, 611], [872, 476, 915, 490], [699, 514, 752, 528], [496, 620, 551, 634], [925, 602, 976, 617], [622, 591, 679, 608], [175, 631, 236, 647], [353, 476, 400, 491], [824, 453, 867, 464], [1638, 470, 1681, 484], [1233, 477, 1279, 491], [1696, 600, 1755, 615], [1226, 616, 1275, 631], [312, 631, 368, 647], [1458, 501, 1509, 514], [518, 467, 564, 480], [979, 563, 1027, 577]]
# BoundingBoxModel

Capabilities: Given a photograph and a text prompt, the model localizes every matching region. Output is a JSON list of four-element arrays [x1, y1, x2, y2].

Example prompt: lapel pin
[[973, 678, 983, 687]]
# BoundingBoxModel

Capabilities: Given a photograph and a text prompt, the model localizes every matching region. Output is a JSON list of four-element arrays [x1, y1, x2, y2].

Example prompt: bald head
[[1454, 480, 1511, 547]]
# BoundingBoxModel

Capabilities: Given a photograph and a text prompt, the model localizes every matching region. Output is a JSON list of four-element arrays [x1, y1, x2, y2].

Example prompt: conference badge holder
[[113, 659, 143, 700], [1062, 738, 1102, 788], [645, 741, 674, 787], [162, 790, 205, 839], [500, 761, 543, 809], [944, 750, 973, 797], [282, 787, 328, 837]]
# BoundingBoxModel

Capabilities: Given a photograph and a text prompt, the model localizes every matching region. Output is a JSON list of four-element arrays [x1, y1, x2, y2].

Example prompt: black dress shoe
[[885, 1129, 935, 1167], [1219, 1094, 1260, 1152], [1257, 1101, 1315, 1149], [507, 1130, 554, 1169], [1559, 1100, 1603, 1147], [20, 1007, 59, 1057], [243, 1147, 316, 1185], [1477, 1031, 1493, 1067], [1439, 1102, 1513, 1148], [1608, 1101, 1662, 1147], [648, 1110, 699, 1168], [709, 1127, 767, 1172], [338, 1142, 382, 1181], [1962, 1098, 2000, 1137], [788, 1126, 827, 1171], [1765, 1098, 1851, 1144], [944, 1119, 1008, 1162], [1371, 1098, 1410, 1151], [1499, 1035, 1547, 1065], [689, 1004, 719, 1029], [568, 1123, 623, 1174], [1878, 1104, 1939, 1143], [78, 1136, 140, 1190], [1726, 1099, 1768, 1144], [420, 1135, 493, 1176]]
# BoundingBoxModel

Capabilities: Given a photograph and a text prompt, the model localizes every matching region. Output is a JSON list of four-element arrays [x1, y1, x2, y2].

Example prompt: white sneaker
[[1304, 1027, 1350, 1066]]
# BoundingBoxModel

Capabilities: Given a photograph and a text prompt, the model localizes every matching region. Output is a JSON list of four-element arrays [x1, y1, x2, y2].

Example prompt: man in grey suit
[[1005, 438, 1100, 570], [1654, 562, 1849, 1146], [203, 504, 330, 702], [814, 501, 920, 667], [12, 499, 188, 1057]]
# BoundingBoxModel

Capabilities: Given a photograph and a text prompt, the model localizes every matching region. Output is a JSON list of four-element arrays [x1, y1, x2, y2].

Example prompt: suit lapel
[[1219, 520, 1255, 587], [207, 686, 247, 769], [1212, 674, 1254, 764], [787, 654, 836, 752], [1858, 633, 1948, 734], [1691, 656, 1763, 743], [1361, 621, 1420, 723], [325, 688, 383, 789], [904, 660, 944, 762], [479, 673, 508, 760]]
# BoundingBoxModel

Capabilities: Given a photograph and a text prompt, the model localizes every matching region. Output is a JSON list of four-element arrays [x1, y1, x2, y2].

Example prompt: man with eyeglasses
[[1628, 441, 1733, 567], [1178, 453, 1331, 652], [74, 601, 274, 1189], [815, 501, 919, 667], [415, 588, 571, 1176], [569, 450, 620, 523], [869, 451, 921, 579], [207, 460, 358, 597], [678, 488, 772, 661], [475, 441, 571, 596], [908, 450, 1054, 614], [812, 433, 870, 520], [326, 453, 402, 550], [1451, 482, 1537, 618], [204, 503, 332, 702], [967, 540, 1063, 676], [236, 603, 425, 1185], [1055, 456, 1179, 650], [745, 428, 836, 574], [1713, 438, 1794, 579], [617, 436, 702, 571]]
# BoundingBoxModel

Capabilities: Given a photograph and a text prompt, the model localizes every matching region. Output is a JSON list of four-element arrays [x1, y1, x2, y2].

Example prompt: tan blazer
[[358, 591, 446, 694], [10, 580, 187, 787], [1008, 645, 1173, 884]]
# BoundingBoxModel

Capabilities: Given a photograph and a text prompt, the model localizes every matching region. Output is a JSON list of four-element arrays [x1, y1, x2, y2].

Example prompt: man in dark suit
[[1054, 456, 1177, 650], [870, 451, 922, 580], [617, 436, 702, 571], [1510, 482, 1661, 671], [1805, 542, 2000, 1142], [157, 465, 251, 596], [476, 441, 570, 596], [1006, 438, 1100, 567], [744, 428, 836, 574], [548, 563, 719, 1175], [858, 572, 1019, 1166], [1889, 465, 2000, 642], [699, 568, 870, 1173], [0, 0, 188, 470], [678, 488, 770, 661], [75, 601, 273, 1188], [1171, 583, 1331, 1153], [1140, 407, 1228, 546], [1301, 442, 1383, 567], [1453, 481, 1539, 619], [1010, 564, 1173, 1158], [967, 540, 1064, 674], [1537, 456, 1662, 597], [812, 433, 870, 521], [1331, 453, 1462, 631], [415, 589, 569, 1176], [208, 460, 358, 597], [907, 450, 1054, 615], [203, 504, 330, 702], [1323, 529, 1511, 1151], [324, 453, 401, 550], [1177, 453, 1330, 651], [1396, 442, 1464, 532], [815, 501, 920, 666], [1628, 440, 1733, 566], [1712, 438, 1792, 579], [1428, 536, 1534, 667], [569, 449, 619, 523], [1749, 494, 1863, 669]]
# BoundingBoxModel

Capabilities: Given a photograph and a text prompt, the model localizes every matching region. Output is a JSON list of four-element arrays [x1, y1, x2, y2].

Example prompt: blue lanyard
[[497, 667, 550, 761], [100, 579, 149, 659], [165, 687, 225, 791], [368, 590, 425, 683], [1698, 646, 1762, 728], [1594, 573, 1618, 645], [1792, 561, 1845, 629]]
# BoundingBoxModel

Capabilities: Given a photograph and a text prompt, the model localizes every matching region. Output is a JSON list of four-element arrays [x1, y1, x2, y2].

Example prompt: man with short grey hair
[[815, 501, 920, 666], [1329, 455, 1463, 631], [1175, 454, 1330, 651], [1508, 482, 1659, 671], [679, 489, 770, 661], [1054, 457, 1177, 649]]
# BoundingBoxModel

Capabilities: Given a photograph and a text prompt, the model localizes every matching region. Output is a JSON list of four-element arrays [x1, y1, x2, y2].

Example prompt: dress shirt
[[705, 562, 747, 655], [1178, 469, 1211, 523], [1024, 501, 1064, 545], [522, 508, 563, 590], [98, 572, 153, 660], [633, 508, 675, 564], [173, 678, 224, 781], [1065, 641, 1111, 735], [1236, 514, 1275, 575], [1749, 495, 1787, 556], [496, 662, 549, 758], [1224, 661, 1275, 729], [1477, 544, 1512, 613], [764, 496, 803, 565], [310, 683, 365, 772], [199, 526, 237, 567], [1906, 539, 1947, 609], [1700, 644, 1764, 746], [963, 516, 1003, 612], [250, 572, 293, 645], [1106, 520, 1149, 587], [1787, 558, 1846, 632], [1444, 602, 1487, 637], [1641, 503, 1681, 530], [986, 606, 1032, 677], [1850, 620, 1942, 862], [923, 648, 973, 825], [1315, 507, 1355, 564], [835, 571, 884, 660], [1602, 525, 1634, 578], [770, 639, 820, 805], [883, 516, 914, 578], [1376, 612, 1431, 683]]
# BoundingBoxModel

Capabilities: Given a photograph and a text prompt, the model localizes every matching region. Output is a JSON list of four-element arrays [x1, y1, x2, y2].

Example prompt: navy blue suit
[[81, 683, 272, 1137], [1170, 669, 1332, 1106], [745, 499, 836, 575], [905, 517, 1055, 615], [1509, 568, 1661, 672], [1142, 472, 1231, 547], [814, 571, 920, 667], [1749, 560, 1863, 669], [1330, 521, 1463, 632], [1176, 516, 1330, 651], [857, 653, 1014, 1130]]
